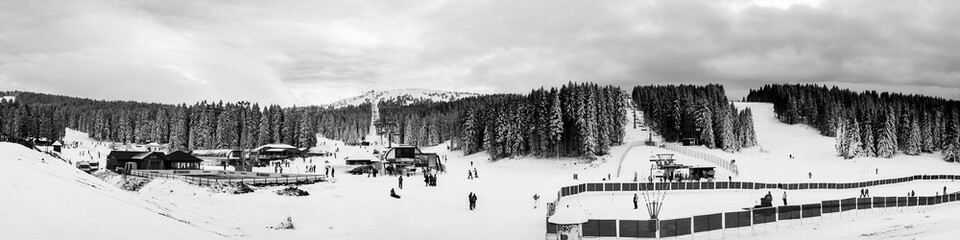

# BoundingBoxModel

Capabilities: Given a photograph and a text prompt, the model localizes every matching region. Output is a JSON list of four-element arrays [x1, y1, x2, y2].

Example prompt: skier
[[728, 176, 731, 182], [808, 172, 812, 179], [473, 168, 479, 178], [331, 167, 335, 178], [470, 161, 473, 167], [633, 193, 639, 209], [945, 186, 948, 195], [398, 175, 404, 189], [533, 194, 540, 209], [865, 188, 870, 197], [782, 191, 787, 205], [860, 189, 865, 198], [467, 170, 473, 179], [876, 168, 878, 174], [390, 188, 401, 199]]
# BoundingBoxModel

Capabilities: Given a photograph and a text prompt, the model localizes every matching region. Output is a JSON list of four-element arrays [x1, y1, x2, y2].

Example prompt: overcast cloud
[[1, 0, 958, 105]]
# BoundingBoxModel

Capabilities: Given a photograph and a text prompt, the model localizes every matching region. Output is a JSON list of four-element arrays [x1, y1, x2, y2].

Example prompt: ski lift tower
[[374, 118, 399, 148], [641, 179, 666, 237]]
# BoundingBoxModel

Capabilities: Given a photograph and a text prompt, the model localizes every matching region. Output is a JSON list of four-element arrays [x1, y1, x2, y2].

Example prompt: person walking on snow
[[865, 188, 870, 197], [633, 194, 639, 209], [468, 170, 473, 179], [398, 175, 404, 189], [808, 172, 812, 179], [533, 194, 540, 209], [782, 191, 788, 205], [860, 189, 865, 198]]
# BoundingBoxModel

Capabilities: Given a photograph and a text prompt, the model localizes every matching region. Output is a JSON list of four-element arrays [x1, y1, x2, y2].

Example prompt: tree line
[[747, 84, 960, 161], [376, 83, 627, 159], [631, 84, 757, 152], [0, 91, 370, 150]]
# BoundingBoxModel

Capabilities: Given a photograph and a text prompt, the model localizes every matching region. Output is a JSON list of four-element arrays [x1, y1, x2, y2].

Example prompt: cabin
[[106, 150, 202, 172], [52, 141, 63, 152], [381, 145, 444, 174]]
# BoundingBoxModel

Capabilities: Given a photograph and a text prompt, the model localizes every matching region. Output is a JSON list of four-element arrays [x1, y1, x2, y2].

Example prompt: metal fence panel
[[841, 198, 857, 211], [801, 204, 821, 218], [597, 220, 617, 237], [857, 198, 872, 209], [752, 207, 777, 224], [822, 200, 840, 213], [693, 213, 723, 232]]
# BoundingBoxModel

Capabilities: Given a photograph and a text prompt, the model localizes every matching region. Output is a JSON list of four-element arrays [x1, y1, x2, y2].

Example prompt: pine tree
[[695, 102, 715, 148], [861, 121, 876, 157], [835, 117, 848, 157], [920, 112, 934, 153], [905, 118, 922, 155], [844, 118, 863, 159], [876, 110, 898, 158], [720, 107, 737, 152], [740, 108, 758, 148], [545, 89, 564, 157], [257, 107, 271, 145], [942, 112, 960, 162]]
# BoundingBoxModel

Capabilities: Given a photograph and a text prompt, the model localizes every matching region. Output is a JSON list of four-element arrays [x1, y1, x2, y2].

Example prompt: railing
[[129, 170, 326, 186], [547, 175, 960, 238], [662, 143, 738, 176]]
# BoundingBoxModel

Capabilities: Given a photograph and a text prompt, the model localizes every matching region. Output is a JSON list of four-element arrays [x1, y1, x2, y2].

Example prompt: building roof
[[253, 143, 299, 151], [107, 151, 146, 160], [548, 206, 589, 224], [52, 141, 63, 146], [165, 151, 203, 162], [132, 152, 163, 159]]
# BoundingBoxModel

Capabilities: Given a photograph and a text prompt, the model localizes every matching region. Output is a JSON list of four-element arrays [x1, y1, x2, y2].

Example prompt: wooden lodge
[[106, 150, 203, 172]]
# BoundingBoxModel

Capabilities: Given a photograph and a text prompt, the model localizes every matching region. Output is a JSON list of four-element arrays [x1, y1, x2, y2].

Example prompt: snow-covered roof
[[52, 141, 63, 146], [253, 143, 298, 151], [548, 206, 588, 224]]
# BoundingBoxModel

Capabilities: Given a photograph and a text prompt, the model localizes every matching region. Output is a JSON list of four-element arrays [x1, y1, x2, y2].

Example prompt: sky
[[1, 0, 958, 106]]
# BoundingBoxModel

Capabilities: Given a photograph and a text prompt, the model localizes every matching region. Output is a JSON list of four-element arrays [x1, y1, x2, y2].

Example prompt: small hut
[[52, 141, 63, 153], [547, 206, 588, 240]]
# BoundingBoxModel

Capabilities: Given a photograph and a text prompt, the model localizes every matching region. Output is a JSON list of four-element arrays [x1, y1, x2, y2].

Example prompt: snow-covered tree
[[904, 118, 922, 155], [876, 111, 898, 158]]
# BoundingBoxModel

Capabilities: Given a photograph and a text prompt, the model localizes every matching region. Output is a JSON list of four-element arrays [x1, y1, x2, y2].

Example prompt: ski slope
[[686, 102, 960, 182]]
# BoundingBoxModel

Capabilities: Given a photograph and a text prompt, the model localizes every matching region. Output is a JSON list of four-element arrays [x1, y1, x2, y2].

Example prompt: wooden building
[[106, 150, 202, 172]]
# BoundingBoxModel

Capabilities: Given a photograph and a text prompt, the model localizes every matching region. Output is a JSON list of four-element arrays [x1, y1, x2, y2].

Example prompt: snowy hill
[[683, 102, 960, 182], [0, 142, 227, 240], [326, 89, 480, 108]]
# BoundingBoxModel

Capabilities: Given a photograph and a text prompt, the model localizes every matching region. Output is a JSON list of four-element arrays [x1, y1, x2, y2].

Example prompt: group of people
[[305, 165, 320, 173], [859, 188, 871, 198], [467, 168, 479, 179], [468, 192, 479, 210], [424, 173, 438, 186]]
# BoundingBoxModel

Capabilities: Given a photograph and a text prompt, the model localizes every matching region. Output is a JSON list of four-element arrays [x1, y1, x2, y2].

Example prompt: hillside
[[686, 102, 960, 182], [0, 143, 227, 240], [326, 89, 480, 108]]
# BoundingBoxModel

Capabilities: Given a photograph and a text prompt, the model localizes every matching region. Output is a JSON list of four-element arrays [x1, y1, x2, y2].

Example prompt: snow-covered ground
[[0, 142, 227, 240], [6, 102, 960, 239]]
